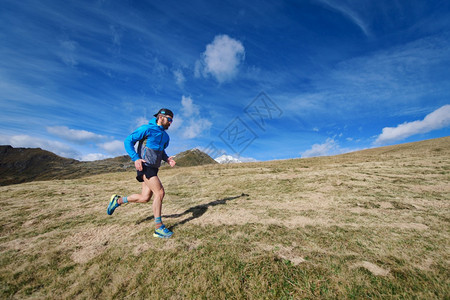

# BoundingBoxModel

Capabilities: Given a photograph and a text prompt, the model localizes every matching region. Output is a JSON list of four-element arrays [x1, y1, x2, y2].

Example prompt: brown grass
[[0, 137, 449, 299]]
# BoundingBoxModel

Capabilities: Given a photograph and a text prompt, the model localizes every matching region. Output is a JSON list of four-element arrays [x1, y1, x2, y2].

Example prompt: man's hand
[[134, 159, 147, 171], [167, 156, 176, 167]]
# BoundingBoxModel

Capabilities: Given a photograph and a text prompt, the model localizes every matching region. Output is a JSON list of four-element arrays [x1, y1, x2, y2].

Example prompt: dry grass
[[1, 137, 449, 299]]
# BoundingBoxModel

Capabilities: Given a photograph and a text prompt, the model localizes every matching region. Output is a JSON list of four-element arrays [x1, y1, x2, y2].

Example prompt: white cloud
[[0, 134, 80, 159], [181, 95, 199, 117], [59, 40, 79, 66], [197, 35, 245, 83], [175, 96, 212, 139], [194, 60, 202, 78], [151, 57, 168, 76], [315, 0, 370, 37], [81, 153, 111, 161], [239, 156, 258, 163], [301, 137, 361, 158], [182, 119, 212, 139], [301, 138, 338, 158], [228, 154, 258, 163], [110, 24, 123, 47], [47, 126, 106, 144], [374, 105, 450, 145], [167, 116, 183, 132], [134, 117, 149, 128], [173, 69, 185, 88], [0, 134, 127, 161], [283, 34, 450, 124], [98, 140, 124, 155]]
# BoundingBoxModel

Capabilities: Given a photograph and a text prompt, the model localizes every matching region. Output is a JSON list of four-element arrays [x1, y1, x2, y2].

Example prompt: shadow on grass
[[136, 193, 249, 230]]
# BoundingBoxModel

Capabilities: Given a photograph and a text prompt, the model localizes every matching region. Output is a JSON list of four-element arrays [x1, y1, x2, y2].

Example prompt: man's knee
[[155, 188, 165, 200]]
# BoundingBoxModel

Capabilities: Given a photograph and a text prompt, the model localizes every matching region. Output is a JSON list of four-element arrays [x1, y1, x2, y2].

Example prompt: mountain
[[169, 149, 217, 167], [0, 146, 217, 185], [0, 145, 133, 186], [2, 136, 449, 185], [215, 155, 243, 164]]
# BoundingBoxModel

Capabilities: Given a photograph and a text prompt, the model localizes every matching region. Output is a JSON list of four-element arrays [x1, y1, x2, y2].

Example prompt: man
[[107, 108, 176, 238]]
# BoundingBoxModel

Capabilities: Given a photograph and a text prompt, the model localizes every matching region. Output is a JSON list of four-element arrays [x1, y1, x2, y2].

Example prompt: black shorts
[[136, 165, 159, 182]]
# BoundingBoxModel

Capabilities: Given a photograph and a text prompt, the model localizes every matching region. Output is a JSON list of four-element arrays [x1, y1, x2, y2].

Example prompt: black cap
[[153, 108, 174, 118]]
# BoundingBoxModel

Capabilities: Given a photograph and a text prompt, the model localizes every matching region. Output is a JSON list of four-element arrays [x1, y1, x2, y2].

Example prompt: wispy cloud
[[46, 126, 106, 144], [46, 127, 126, 157], [173, 69, 186, 88], [1, 1, 448, 162], [0, 133, 124, 161], [58, 39, 79, 67], [300, 137, 360, 158], [98, 140, 125, 155], [182, 119, 212, 139], [81, 153, 110, 161], [174, 96, 212, 139], [374, 105, 450, 145], [285, 33, 450, 125], [109, 24, 123, 47], [134, 117, 150, 129], [315, 0, 371, 37], [181, 95, 199, 117], [196, 35, 245, 83], [0, 134, 80, 159], [301, 138, 339, 158]]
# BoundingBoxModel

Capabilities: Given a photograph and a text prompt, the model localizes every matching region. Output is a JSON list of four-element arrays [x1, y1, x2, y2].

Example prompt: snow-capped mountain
[[214, 155, 243, 164]]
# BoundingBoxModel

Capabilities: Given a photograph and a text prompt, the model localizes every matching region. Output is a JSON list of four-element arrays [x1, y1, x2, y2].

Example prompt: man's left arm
[[162, 135, 175, 167], [162, 151, 169, 162], [162, 151, 176, 167]]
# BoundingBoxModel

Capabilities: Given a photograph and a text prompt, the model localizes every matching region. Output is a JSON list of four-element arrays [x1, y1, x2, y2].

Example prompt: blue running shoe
[[107, 194, 120, 215], [153, 225, 173, 238]]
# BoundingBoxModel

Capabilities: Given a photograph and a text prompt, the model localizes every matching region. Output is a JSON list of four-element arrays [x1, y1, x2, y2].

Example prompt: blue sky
[[1, 0, 449, 161]]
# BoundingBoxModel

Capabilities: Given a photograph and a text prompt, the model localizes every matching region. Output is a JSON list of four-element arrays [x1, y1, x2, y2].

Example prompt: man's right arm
[[124, 125, 148, 162]]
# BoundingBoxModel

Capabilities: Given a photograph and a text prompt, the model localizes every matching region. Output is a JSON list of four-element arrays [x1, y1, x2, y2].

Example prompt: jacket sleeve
[[162, 151, 169, 162], [161, 135, 170, 162], [124, 125, 149, 161]]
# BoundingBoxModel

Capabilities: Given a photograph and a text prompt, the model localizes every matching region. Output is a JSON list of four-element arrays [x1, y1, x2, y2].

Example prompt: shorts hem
[[136, 165, 159, 182]]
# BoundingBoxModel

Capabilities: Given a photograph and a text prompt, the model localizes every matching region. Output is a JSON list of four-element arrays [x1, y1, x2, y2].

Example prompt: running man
[[107, 108, 176, 238]]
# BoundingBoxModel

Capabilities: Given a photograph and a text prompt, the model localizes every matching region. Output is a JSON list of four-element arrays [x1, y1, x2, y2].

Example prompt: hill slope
[[0, 136, 449, 298], [169, 148, 217, 167], [0, 145, 134, 186], [0, 145, 78, 185], [0, 146, 217, 185]]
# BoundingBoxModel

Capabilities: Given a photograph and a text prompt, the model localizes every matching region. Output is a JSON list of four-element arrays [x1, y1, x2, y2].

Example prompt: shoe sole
[[153, 233, 173, 239], [107, 194, 119, 215]]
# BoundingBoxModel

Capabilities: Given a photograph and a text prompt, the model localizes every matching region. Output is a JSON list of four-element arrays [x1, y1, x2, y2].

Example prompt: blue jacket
[[124, 118, 170, 168]]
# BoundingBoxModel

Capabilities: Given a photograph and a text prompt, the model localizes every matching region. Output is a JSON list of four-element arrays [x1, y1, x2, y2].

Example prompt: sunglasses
[[165, 116, 173, 123]]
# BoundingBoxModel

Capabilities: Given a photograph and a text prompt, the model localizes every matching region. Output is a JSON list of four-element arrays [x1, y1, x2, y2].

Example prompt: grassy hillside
[[0, 146, 216, 186], [0, 137, 449, 299], [168, 148, 217, 167], [0, 146, 134, 186]]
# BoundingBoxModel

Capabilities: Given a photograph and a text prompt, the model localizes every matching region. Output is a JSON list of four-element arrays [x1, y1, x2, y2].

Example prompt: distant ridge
[[0, 145, 133, 186], [1, 136, 449, 185], [0, 146, 217, 185]]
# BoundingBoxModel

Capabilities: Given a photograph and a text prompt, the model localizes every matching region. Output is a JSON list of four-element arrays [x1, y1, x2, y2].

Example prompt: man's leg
[[144, 175, 173, 238], [143, 175, 165, 228], [107, 182, 152, 215], [120, 182, 153, 203]]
